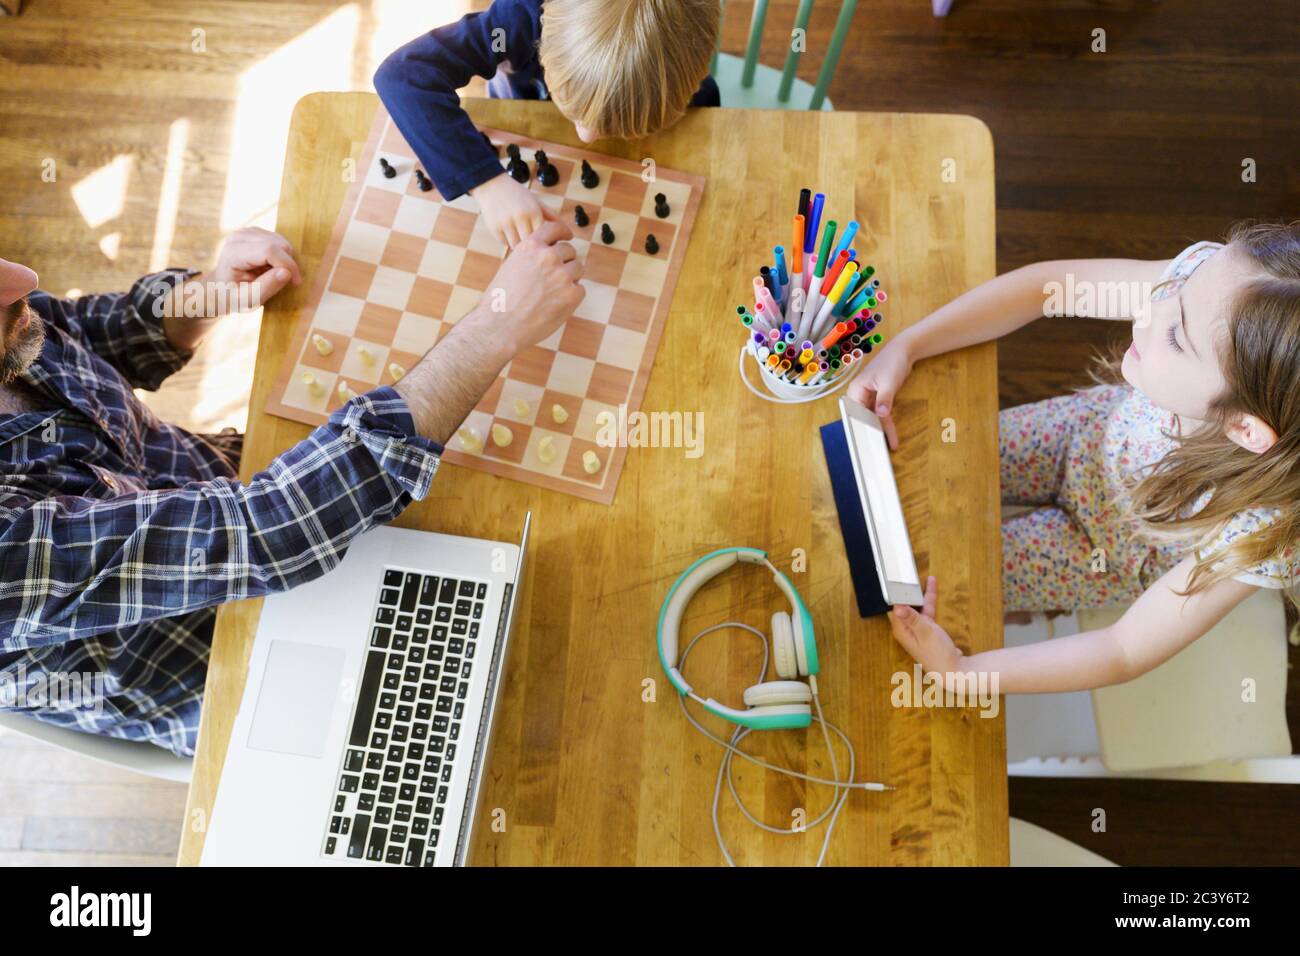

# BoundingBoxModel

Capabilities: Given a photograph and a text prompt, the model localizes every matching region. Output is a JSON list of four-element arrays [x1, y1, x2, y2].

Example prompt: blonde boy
[[376, 0, 720, 246]]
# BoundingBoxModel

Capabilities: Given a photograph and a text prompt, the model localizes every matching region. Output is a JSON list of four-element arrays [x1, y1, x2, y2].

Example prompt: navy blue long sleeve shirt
[[373, 0, 720, 201]]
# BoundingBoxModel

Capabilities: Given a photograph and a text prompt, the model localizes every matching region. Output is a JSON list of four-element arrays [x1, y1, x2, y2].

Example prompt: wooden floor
[[0, 0, 1296, 865], [0, 725, 187, 866]]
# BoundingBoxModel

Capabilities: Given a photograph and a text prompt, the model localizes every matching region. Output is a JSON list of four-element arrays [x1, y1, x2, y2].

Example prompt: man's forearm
[[161, 276, 223, 352], [393, 307, 514, 446]]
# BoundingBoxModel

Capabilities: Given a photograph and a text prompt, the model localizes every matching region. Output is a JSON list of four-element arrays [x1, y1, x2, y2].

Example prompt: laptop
[[200, 514, 531, 867]]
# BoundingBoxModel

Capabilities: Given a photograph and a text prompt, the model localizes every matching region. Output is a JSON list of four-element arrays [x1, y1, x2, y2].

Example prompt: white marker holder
[[738, 345, 855, 405]]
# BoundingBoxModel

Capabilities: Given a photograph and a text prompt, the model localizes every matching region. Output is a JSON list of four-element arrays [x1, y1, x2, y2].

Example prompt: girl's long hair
[[1100, 221, 1300, 595]]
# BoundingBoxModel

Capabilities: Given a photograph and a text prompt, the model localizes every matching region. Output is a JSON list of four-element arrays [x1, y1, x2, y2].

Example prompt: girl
[[849, 221, 1300, 693]]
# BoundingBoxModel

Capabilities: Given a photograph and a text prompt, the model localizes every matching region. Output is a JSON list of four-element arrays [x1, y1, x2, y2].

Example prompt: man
[[0, 222, 583, 755]]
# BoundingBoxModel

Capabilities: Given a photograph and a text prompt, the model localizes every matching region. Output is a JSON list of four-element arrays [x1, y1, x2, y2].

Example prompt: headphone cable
[[677, 622, 889, 866]]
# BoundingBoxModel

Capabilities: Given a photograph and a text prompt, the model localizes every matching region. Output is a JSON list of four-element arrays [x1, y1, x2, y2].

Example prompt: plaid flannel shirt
[[0, 271, 441, 755]]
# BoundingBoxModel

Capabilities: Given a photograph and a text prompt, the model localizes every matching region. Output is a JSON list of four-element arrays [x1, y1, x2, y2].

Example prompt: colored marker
[[819, 250, 851, 296], [753, 276, 781, 323], [805, 193, 825, 256], [832, 221, 859, 261], [774, 246, 790, 309], [810, 261, 858, 341], [815, 220, 837, 277], [821, 321, 850, 349]]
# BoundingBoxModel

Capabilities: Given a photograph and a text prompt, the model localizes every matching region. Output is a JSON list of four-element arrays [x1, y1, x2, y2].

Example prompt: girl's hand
[[888, 576, 965, 674], [847, 336, 914, 450], [470, 173, 558, 248]]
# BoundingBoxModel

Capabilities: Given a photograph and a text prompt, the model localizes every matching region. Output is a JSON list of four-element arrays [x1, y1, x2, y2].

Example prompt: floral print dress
[[999, 241, 1299, 611]]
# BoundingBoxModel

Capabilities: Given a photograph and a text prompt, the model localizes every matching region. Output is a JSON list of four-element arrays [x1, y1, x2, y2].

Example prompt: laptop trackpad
[[247, 641, 346, 759]]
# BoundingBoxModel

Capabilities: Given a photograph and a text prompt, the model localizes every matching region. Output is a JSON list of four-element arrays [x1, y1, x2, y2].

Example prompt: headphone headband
[[656, 547, 817, 701]]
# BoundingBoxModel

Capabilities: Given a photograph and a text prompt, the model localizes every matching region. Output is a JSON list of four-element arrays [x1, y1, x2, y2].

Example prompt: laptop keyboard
[[321, 567, 487, 866]]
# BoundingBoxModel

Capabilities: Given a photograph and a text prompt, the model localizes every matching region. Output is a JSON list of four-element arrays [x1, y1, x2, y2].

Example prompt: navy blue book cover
[[820, 420, 891, 618]]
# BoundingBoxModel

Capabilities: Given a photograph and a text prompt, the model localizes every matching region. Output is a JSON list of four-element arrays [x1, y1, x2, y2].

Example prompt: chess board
[[266, 109, 705, 505]]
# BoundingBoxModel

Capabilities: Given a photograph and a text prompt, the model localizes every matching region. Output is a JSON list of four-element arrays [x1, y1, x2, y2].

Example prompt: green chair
[[711, 0, 859, 111]]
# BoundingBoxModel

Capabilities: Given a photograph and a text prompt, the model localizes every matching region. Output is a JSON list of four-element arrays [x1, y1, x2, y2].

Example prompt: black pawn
[[506, 143, 521, 160], [414, 169, 433, 192], [644, 234, 659, 255], [379, 157, 396, 179], [580, 159, 600, 189], [600, 223, 615, 245], [574, 205, 589, 228], [508, 155, 530, 184], [538, 161, 559, 188], [653, 192, 670, 218]]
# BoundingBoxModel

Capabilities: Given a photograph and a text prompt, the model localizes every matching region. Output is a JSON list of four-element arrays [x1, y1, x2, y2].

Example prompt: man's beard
[[0, 298, 45, 386]]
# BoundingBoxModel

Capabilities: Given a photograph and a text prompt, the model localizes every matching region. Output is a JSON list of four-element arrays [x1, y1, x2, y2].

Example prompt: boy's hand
[[473, 220, 585, 355], [847, 336, 914, 450], [470, 172, 558, 248], [888, 577, 964, 674]]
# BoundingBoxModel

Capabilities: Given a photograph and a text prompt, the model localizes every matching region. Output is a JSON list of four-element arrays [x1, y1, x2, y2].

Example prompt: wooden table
[[179, 93, 1005, 866]]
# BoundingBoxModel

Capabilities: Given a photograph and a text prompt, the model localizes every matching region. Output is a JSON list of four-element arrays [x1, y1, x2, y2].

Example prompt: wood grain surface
[[173, 92, 1005, 866]]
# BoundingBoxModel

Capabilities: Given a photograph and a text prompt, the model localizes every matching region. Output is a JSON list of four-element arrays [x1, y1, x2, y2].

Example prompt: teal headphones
[[657, 547, 820, 729]]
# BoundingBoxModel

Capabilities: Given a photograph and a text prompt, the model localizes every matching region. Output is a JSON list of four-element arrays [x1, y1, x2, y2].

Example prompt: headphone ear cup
[[743, 680, 813, 707], [771, 612, 797, 679]]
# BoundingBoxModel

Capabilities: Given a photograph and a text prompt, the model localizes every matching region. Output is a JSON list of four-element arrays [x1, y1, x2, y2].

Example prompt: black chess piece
[[600, 223, 615, 244], [379, 157, 396, 179], [653, 192, 670, 218], [644, 234, 659, 255], [580, 160, 600, 189], [414, 169, 433, 192], [532, 150, 558, 187], [574, 205, 590, 227], [508, 155, 530, 184], [506, 143, 521, 160]]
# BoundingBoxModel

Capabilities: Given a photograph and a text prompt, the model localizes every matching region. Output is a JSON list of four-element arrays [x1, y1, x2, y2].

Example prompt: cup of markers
[[737, 188, 887, 403]]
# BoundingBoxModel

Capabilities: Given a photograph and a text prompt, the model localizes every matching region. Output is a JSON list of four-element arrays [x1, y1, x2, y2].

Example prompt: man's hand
[[470, 172, 558, 248], [887, 576, 965, 675], [206, 227, 302, 316], [394, 221, 584, 444], [479, 220, 585, 354], [163, 227, 302, 351]]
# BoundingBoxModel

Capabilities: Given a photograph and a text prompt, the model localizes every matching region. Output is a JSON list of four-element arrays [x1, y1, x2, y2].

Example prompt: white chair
[[1009, 818, 1116, 867], [0, 711, 193, 784], [1005, 587, 1295, 780]]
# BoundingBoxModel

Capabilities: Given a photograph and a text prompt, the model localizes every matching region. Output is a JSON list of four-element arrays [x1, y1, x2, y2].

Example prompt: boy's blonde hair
[[538, 0, 720, 140]]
